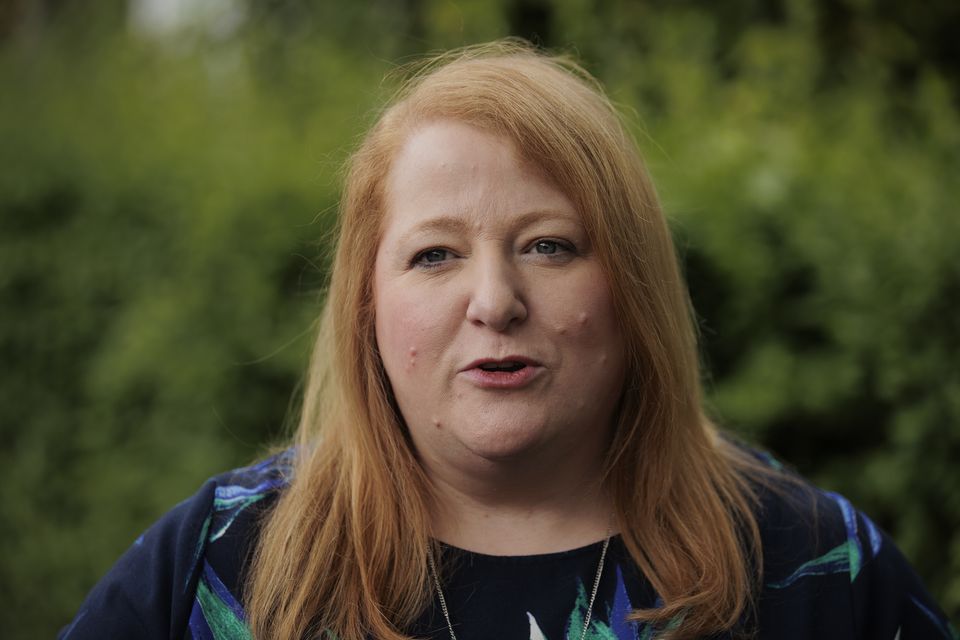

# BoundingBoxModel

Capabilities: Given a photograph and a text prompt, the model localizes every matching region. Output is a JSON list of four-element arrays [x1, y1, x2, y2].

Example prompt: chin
[[459, 420, 549, 461]]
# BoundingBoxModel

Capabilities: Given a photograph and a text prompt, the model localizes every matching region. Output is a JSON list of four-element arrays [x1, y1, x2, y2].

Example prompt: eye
[[533, 240, 560, 254], [528, 239, 573, 256], [413, 248, 454, 268]]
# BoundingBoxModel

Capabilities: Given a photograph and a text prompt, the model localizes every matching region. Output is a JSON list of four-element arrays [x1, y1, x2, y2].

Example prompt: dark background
[[1, 0, 958, 636]]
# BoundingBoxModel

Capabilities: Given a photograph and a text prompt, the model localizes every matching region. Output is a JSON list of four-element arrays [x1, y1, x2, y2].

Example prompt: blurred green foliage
[[1, 1, 957, 636]]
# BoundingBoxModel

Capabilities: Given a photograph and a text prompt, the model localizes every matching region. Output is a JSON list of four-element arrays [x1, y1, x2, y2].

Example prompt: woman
[[61, 41, 954, 640]]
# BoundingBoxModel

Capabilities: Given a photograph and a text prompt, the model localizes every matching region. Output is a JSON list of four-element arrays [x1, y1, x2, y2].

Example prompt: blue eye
[[533, 240, 560, 254], [530, 239, 573, 255], [414, 248, 452, 267]]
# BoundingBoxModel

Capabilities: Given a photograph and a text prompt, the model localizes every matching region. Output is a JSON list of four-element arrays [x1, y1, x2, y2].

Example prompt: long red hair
[[246, 40, 774, 639]]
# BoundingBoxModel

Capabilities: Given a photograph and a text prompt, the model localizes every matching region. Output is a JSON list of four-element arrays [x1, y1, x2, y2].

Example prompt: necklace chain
[[427, 525, 613, 640]]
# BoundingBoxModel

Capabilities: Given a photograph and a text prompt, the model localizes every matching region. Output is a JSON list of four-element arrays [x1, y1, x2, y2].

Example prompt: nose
[[464, 255, 528, 331]]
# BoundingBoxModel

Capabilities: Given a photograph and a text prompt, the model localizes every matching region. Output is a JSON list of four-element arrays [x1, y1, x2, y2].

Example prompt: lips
[[462, 355, 540, 371], [460, 356, 543, 389], [477, 361, 525, 372]]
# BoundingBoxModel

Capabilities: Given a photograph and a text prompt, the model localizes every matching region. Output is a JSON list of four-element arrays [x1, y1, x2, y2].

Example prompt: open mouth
[[477, 361, 526, 373], [462, 357, 540, 388]]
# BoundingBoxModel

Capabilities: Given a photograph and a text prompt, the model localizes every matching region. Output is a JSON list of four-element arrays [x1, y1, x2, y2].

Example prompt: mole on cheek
[[406, 347, 417, 371], [432, 417, 442, 430], [577, 311, 589, 326]]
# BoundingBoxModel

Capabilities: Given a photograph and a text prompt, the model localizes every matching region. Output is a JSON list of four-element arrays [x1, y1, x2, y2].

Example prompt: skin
[[373, 120, 627, 554]]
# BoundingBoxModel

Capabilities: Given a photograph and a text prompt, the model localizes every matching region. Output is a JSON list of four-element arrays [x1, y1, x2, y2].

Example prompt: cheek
[[375, 284, 448, 377], [562, 309, 618, 357], [551, 281, 625, 371], [548, 275, 619, 338]]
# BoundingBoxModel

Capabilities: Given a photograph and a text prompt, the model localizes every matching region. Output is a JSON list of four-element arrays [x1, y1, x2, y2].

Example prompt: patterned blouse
[[59, 450, 957, 639]]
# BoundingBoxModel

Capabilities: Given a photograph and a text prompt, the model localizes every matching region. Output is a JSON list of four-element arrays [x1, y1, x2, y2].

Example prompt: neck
[[424, 443, 614, 555]]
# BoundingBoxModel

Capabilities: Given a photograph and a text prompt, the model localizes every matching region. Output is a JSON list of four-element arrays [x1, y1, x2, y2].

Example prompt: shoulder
[[188, 450, 294, 638], [59, 450, 294, 640], [748, 451, 956, 639], [205, 449, 295, 547]]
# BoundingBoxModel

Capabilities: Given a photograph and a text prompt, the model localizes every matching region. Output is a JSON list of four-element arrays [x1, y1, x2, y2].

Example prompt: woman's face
[[373, 120, 626, 473]]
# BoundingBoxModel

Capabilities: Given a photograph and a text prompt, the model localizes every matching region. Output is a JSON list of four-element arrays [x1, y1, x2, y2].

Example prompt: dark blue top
[[59, 450, 957, 639]]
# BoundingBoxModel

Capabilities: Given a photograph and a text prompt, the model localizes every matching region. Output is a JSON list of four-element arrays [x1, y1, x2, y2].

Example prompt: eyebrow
[[399, 209, 579, 242]]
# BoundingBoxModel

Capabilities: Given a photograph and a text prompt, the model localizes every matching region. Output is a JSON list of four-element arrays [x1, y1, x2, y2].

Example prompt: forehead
[[381, 120, 578, 234]]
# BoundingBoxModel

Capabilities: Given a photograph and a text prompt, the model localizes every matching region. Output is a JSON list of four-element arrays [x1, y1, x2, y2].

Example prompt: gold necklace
[[427, 529, 613, 640]]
